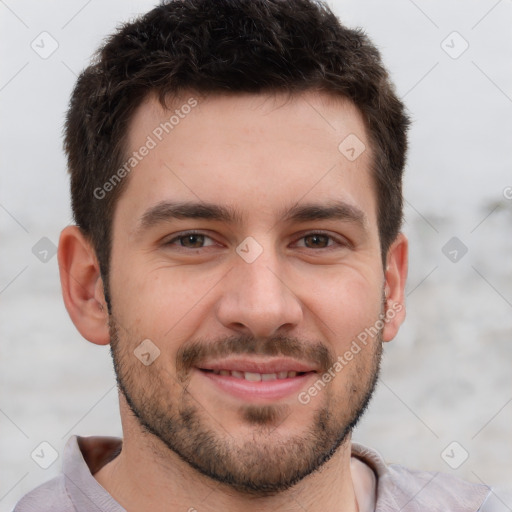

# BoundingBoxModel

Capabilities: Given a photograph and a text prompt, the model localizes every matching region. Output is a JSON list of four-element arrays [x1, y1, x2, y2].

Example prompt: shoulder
[[477, 488, 512, 512], [385, 462, 492, 511], [13, 474, 75, 512], [351, 442, 498, 511]]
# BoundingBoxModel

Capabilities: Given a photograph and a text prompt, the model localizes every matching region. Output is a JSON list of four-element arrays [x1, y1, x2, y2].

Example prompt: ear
[[57, 225, 110, 345], [382, 232, 408, 343]]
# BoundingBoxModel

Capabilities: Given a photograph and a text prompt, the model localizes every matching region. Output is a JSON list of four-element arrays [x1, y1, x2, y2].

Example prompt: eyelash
[[164, 230, 348, 251]]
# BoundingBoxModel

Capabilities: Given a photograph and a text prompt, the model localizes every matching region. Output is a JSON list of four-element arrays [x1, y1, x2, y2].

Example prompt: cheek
[[306, 270, 383, 347], [110, 244, 384, 349], [110, 262, 219, 343]]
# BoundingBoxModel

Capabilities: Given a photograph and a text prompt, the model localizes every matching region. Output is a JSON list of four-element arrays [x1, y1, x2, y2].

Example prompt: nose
[[215, 246, 303, 339]]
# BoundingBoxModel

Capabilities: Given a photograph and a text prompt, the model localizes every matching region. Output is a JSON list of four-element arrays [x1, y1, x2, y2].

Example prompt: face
[[106, 91, 397, 495]]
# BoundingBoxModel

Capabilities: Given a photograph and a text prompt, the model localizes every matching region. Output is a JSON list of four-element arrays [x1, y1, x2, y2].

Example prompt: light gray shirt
[[13, 435, 508, 511]]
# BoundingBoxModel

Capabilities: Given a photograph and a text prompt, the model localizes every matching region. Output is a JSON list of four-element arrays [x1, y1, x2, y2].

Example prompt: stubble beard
[[108, 314, 383, 496]]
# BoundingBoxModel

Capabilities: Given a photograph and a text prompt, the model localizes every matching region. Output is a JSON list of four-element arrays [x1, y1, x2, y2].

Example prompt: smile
[[196, 358, 317, 402], [203, 369, 308, 381]]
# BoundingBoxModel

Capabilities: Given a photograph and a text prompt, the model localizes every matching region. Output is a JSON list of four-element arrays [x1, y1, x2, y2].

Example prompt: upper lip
[[197, 357, 318, 374]]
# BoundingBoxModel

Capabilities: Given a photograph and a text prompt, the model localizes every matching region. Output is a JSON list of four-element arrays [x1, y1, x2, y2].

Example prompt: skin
[[58, 90, 408, 512]]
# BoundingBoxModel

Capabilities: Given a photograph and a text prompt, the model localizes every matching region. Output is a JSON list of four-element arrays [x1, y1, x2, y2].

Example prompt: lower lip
[[197, 369, 316, 402]]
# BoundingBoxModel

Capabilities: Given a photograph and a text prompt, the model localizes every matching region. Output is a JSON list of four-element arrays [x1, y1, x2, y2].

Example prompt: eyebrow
[[135, 199, 367, 235]]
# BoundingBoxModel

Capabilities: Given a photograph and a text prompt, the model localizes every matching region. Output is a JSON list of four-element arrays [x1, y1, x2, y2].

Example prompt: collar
[[62, 436, 491, 512], [351, 442, 491, 511]]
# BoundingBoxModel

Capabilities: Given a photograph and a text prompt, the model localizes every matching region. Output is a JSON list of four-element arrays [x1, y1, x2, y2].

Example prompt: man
[[14, 0, 507, 510]]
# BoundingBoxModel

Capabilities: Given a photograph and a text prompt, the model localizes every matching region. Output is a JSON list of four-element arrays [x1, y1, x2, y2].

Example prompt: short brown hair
[[64, 0, 410, 308]]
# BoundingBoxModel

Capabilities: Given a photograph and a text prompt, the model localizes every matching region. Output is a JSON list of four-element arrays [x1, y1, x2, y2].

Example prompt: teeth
[[244, 372, 261, 381], [210, 369, 302, 380]]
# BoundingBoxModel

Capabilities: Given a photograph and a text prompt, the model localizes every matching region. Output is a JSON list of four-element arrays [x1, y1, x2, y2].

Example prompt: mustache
[[175, 334, 337, 379]]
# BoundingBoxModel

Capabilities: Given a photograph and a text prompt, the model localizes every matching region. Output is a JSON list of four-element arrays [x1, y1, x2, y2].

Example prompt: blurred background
[[1, 0, 511, 510]]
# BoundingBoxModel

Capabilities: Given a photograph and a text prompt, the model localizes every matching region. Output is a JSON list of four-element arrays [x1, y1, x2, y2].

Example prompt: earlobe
[[58, 225, 110, 346], [382, 232, 408, 343]]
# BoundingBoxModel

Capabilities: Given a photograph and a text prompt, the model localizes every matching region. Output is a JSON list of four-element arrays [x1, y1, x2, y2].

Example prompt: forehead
[[115, 90, 377, 234]]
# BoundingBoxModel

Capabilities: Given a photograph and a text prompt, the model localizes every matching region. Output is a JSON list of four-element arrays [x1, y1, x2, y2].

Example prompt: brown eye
[[165, 231, 216, 249], [303, 234, 331, 249], [294, 232, 345, 250], [179, 234, 206, 248]]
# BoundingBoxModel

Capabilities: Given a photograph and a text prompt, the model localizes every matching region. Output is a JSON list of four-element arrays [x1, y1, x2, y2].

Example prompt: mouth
[[201, 369, 309, 381], [196, 358, 318, 402]]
